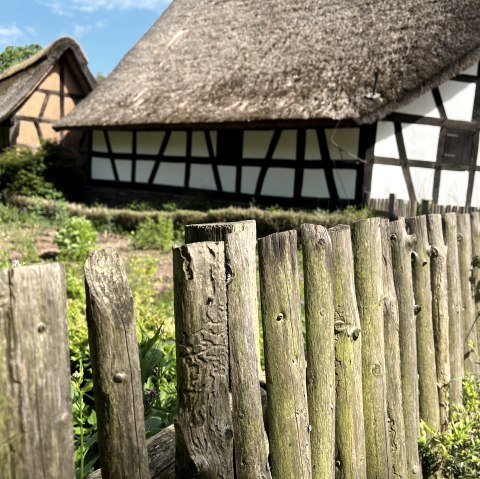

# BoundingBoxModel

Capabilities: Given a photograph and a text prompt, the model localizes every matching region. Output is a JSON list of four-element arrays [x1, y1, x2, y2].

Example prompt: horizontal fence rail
[[2, 208, 480, 479]]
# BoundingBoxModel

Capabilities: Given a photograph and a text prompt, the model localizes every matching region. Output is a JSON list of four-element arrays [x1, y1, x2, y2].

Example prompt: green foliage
[[132, 215, 175, 251], [419, 375, 480, 478], [0, 145, 64, 199], [0, 44, 42, 73], [55, 217, 97, 262]]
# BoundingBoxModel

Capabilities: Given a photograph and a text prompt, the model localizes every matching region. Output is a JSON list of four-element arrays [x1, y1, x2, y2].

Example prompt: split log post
[[300, 224, 335, 479], [0, 263, 75, 479], [380, 219, 408, 478], [185, 220, 270, 479], [426, 214, 451, 428], [441, 213, 464, 404], [172, 242, 233, 479], [389, 219, 423, 479], [457, 214, 479, 373], [405, 216, 440, 431], [84, 249, 149, 479], [328, 225, 367, 479], [258, 231, 311, 479], [352, 217, 392, 479], [470, 212, 480, 351]]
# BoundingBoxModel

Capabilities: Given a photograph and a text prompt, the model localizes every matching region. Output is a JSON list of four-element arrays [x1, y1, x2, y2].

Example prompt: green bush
[[132, 215, 175, 251], [55, 217, 97, 262], [419, 375, 480, 478]]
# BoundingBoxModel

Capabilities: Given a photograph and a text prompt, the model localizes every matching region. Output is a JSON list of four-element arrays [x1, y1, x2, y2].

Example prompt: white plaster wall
[[135, 160, 155, 183], [241, 166, 261, 194], [189, 164, 216, 190], [325, 128, 359, 160], [272, 130, 296, 160], [243, 131, 274, 159], [438, 170, 469, 205], [218, 165, 236, 193], [396, 92, 441, 118], [92, 130, 108, 153], [301, 169, 329, 198], [439, 81, 476, 122], [91, 157, 115, 180], [191, 131, 210, 158], [470, 172, 480, 207], [410, 167, 435, 201], [261, 168, 295, 197], [109, 131, 133, 154], [137, 131, 165, 155], [333, 169, 356, 199], [114, 159, 132, 182], [153, 162, 185, 186], [374, 121, 399, 159], [164, 131, 187, 157], [305, 129, 322, 160], [460, 63, 478, 76], [370, 164, 409, 199], [402, 123, 440, 161]]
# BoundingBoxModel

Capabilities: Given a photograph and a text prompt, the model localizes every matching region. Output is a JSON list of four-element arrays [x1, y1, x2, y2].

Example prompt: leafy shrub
[[419, 375, 480, 478], [55, 217, 97, 262], [132, 215, 175, 251]]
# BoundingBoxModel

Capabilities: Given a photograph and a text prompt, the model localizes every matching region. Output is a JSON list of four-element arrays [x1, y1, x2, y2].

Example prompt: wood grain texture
[[406, 216, 440, 431], [352, 218, 392, 479], [301, 224, 335, 479], [0, 263, 74, 479], [88, 424, 175, 479], [441, 213, 464, 404], [328, 224, 366, 479], [173, 241, 233, 479], [84, 248, 149, 479], [457, 214, 479, 374], [185, 220, 268, 479], [258, 230, 311, 479], [470, 212, 480, 366], [389, 219, 422, 479], [426, 214, 450, 428], [380, 219, 407, 479]]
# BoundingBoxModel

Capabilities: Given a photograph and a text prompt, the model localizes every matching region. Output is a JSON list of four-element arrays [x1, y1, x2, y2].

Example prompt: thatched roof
[[0, 37, 96, 124], [58, 0, 480, 130]]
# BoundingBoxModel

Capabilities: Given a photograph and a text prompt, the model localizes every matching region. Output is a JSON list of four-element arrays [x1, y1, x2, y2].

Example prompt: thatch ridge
[[0, 37, 96, 123], [57, 0, 480, 129]]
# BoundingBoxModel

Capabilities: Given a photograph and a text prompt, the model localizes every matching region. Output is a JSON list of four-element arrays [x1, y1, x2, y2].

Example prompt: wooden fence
[[1, 211, 480, 478]]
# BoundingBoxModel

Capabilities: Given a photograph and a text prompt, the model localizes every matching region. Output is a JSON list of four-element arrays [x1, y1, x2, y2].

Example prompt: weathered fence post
[[457, 214, 479, 373], [258, 231, 311, 479], [380, 219, 408, 478], [184, 220, 270, 479], [329, 225, 367, 479], [0, 263, 75, 479], [84, 248, 149, 479], [406, 216, 440, 431], [172, 241, 233, 479], [427, 214, 451, 428], [389, 219, 423, 478], [470, 212, 480, 351], [442, 213, 464, 404], [301, 224, 335, 479], [352, 217, 392, 479]]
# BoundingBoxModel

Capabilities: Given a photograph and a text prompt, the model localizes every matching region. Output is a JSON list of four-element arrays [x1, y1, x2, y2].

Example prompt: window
[[0, 123, 9, 151], [441, 128, 475, 166]]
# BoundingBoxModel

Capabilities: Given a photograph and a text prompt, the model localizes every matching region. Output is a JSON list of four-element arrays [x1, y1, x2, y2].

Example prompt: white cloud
[[73, 20, 106, 38], [39, 0, 170, 15], [0, 24, 23, 46]]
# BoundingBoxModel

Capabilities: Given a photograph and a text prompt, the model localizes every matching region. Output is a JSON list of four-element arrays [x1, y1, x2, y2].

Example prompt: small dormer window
[[441, 128, 475, 166]]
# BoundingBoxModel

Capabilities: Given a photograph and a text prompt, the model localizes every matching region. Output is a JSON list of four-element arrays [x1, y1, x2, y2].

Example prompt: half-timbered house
[[57, 0, 480, 208], [0, 37, 95, 153]]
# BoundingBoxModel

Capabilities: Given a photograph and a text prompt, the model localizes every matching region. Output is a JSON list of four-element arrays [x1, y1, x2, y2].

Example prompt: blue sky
[[1, 0, 171, 76]]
